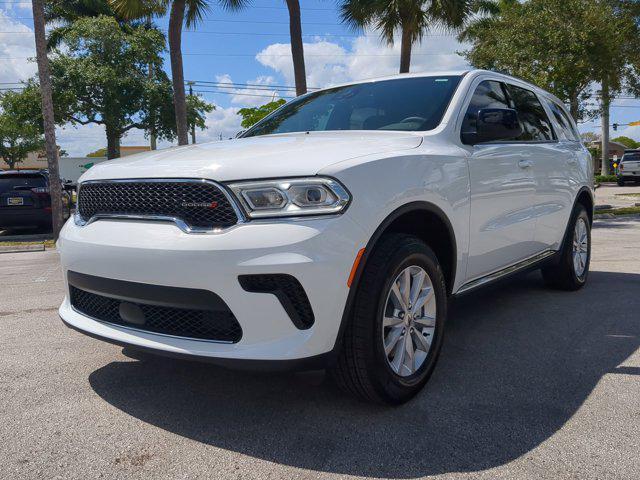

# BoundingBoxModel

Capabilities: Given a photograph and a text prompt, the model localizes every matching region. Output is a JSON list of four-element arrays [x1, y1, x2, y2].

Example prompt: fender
[[328, 201, 457, 361]]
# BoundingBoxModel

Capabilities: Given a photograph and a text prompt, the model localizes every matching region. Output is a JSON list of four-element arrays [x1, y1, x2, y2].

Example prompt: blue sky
[[1, 0, 640, 156]]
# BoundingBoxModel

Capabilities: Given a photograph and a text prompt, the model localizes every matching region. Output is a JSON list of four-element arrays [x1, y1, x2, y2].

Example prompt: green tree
[[86, 148, 107, 157], [612, 136, 640, 149], [238, 99, 287, 129], [462, 0, 640, 175], [109, 0, 248, 146], [341, 0, 479, 73], [461, 0, 596, 121], [0, 92, 44, 169], [31, 15, 212, 159]]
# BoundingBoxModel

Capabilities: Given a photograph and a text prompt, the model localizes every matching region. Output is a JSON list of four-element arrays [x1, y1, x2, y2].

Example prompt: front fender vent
[[238, 274, 315, 330]]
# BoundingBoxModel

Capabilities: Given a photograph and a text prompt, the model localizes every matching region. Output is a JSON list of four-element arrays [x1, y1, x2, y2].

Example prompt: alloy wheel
[[572, 217, 589, 277], [382, 265, 437, 377]]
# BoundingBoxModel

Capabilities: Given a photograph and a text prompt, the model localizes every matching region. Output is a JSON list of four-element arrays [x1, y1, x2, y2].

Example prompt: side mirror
[[462, 108, 523, 145]]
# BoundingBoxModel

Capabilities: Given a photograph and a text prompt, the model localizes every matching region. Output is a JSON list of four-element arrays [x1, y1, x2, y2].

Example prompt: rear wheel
[[331, 234, 447, 405], [541, 204, 591, 290]]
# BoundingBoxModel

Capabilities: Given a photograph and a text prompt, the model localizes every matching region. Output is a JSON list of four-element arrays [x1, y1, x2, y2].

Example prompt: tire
[[330, 234, 448, 405], [617, 177, 625, 186], [541, 204, 591, 290]]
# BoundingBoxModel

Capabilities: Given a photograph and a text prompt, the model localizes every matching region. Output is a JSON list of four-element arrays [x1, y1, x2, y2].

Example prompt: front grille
[[77, 180, 239, 231], [238, 274, 315, 329], [70, 285, 242, 342]]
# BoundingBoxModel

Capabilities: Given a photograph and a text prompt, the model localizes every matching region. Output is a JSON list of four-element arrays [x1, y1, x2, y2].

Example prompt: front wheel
[[541, 204, 591, 290], [331, 234, 448, 405], [617, 178, 625, 186]]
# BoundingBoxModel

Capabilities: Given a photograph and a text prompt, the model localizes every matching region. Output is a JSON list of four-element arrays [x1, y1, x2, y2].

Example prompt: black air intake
[[238, 274, 315, 329]]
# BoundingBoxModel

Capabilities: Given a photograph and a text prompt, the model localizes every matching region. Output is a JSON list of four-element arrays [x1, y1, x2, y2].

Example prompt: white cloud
[[213, 73, 282, 107], [0, 12, 37, 84], [197, 105, 243, 142], [256, 32, 470, 89], [613, 125, 640, 142], [54, 105, 244, 156]]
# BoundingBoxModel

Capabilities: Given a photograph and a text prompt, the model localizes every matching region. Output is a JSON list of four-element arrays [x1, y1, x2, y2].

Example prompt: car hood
[[80, 131, 423, 183]]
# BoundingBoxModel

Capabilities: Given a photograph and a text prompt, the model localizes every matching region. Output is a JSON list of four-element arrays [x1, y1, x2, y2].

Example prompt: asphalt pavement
[[1, 216, 639, 480]]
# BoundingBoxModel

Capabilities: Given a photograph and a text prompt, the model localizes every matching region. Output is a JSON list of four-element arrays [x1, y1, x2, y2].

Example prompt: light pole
[[187, 81, 196, 144]]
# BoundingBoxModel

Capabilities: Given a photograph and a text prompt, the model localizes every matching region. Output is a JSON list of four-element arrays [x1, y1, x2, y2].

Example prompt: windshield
[[622, 152, 640, 162], [0, 175, 47, 194], [243, 75, 462, 137]]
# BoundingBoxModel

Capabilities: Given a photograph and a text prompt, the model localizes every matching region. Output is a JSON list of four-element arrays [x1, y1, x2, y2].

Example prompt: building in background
[[1, 145, 151, 171]]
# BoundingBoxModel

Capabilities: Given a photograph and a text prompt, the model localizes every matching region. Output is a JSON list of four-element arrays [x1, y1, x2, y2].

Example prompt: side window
[[506, 84, 555, 141], [461, 80, 511, 139], [548, 101, 578, 141]]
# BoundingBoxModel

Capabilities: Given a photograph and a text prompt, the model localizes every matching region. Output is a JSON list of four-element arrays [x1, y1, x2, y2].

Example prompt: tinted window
[[0, 175, 47, 194], [461, 80, 511, 140], [622, 152, 640, 162], [548, 101, 578, 141], [506, 84, 555, 141], [243, 76, 462, 136]]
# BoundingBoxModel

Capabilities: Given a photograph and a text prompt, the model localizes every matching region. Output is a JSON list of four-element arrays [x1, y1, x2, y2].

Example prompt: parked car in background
[[0, 170, 72, 232], [58, 70, 593, 404], [617, 149, 640, 185]]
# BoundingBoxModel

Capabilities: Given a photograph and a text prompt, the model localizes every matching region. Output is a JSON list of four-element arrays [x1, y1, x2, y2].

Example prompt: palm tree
[[341, 0, 476, 74], [32, 0, 65, 239], [284, 1, 307, 96], [110, 0, 248, 146]]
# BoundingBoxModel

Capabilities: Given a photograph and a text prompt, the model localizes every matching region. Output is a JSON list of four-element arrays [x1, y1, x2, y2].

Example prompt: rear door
[[462, 80, 538, 280], [504, 84, 574, 252]]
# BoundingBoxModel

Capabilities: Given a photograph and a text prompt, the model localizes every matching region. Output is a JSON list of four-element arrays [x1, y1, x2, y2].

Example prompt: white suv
[[58, 70, 593, 404]]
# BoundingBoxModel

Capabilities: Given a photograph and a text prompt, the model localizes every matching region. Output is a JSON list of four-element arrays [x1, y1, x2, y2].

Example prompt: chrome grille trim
[[74, 178, 246, 234]]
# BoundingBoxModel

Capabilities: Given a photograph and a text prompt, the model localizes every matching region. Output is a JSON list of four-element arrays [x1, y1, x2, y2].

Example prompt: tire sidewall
[[359, 239, 447, 402], [565, 205, 591, 286]]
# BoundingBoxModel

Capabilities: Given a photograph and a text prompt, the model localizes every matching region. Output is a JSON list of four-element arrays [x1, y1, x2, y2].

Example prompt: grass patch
[[595, 206, 640, 216], [0, 240, 55, 248], [615, 193, 640, 198], [595, 174, 618, 183]]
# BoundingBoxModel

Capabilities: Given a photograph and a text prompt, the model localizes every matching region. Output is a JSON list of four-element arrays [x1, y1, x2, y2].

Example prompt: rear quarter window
[[548, 101, 579, 141]]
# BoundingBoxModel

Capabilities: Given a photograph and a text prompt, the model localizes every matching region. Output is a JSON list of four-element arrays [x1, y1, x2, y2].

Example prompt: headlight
[[228, 177, 350, 218]]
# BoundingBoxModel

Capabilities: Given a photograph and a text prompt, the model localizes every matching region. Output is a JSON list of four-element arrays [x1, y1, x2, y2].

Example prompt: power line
[[0, 52, 461, 59], [193, 89, 292, 99], [5, 17, 350, 26], [0, 30, 455, 38], [0, 1, 335, 9]]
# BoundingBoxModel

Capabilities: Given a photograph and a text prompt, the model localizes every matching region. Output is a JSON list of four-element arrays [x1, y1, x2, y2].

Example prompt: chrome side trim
[[456, 249, 556, 294], [74, 178, 246, 234]]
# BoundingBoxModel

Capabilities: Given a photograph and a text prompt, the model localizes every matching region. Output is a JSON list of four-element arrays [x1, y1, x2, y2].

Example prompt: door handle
[[518, 159, 533, 169]]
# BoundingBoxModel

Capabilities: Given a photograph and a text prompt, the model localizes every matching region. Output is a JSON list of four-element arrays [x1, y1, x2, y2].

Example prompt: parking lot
[[1, 215, 639, 480]]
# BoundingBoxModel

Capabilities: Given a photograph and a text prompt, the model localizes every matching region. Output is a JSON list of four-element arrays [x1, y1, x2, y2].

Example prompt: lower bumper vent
[[238, 274, 315, 329], [70, 285, 242, 343]]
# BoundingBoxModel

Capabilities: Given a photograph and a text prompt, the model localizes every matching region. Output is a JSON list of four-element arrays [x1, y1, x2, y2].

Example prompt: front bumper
[[57, 214, 366, 363]]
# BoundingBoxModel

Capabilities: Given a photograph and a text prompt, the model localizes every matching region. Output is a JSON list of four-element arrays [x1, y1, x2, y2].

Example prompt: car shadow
[[88, 270, 640, 478]]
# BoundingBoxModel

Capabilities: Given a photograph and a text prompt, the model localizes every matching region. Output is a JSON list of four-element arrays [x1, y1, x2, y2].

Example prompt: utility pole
[[188, 81, 196, 144], [600, 79, 611, 176], [32, 0, 64, 240]]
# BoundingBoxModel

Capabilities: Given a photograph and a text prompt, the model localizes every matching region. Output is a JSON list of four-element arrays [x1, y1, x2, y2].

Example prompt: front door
[[461, 80, 538, 280], [467, 144, 538, 279]]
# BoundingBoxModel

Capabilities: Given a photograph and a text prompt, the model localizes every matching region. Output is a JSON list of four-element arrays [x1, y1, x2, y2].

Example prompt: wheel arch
[[575, 186, 594, 224], [330, 202, 458, 359]]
